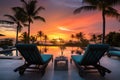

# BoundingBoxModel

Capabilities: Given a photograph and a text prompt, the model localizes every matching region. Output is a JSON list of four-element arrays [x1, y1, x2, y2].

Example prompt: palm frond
[[105, 7, 120, 20], [34, 16, 45, 22], [27, 0, 37, 15], [34, 7, 45, 15], [12, 7, 28, 23], [104, 0, 120, 6], [4, 15, 17, 22], [84, 0, 98, 5], [0, 20, 14, 24], [12, 7, 26, 14], [74, 6, 97, 14], [17, 24, 23, 32], [21, 0, 27, 5]]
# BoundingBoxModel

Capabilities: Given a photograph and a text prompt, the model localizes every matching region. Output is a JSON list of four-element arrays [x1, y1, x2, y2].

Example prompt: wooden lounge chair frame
[[71, 44, 111, 77], [14, 44, 53, 76]]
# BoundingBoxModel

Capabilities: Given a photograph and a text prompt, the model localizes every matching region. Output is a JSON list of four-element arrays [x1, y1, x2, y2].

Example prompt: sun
[[48, 33, 69, 41]]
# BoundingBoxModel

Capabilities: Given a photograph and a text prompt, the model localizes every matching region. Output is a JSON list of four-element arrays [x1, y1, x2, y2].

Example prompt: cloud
[[58, 26, 73, 31], [0, 27, 15, 32], [51, 0, 83, 8]]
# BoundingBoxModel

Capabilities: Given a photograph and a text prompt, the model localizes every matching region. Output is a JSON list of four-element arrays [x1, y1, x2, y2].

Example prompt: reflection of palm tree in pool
[[60, 45, 66, 56], [58, 38, 66, 56], [43, 47, 48, 52], [71, 34, 75, 54], [30, 35, 37, 44], [43, 35, 48, 52]]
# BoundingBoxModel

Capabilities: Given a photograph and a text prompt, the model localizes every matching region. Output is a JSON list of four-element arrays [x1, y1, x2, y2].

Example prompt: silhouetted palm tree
[[37, 31, 44, 44], [90, 34, 97, 43], [74, 0, 120, 43], [43, 35, 48, 45], [19, 32, 28, 44], [14, 0, 45, 43], [71, 34, 75, 43], [97, 34, 102, 43], [4, 8, 26, 45], [76, 32, 84, 42], [30, 35, 37, 44]]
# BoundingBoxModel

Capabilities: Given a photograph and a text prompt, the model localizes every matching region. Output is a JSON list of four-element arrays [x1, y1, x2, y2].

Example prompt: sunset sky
[[0, 0, 120, 41]]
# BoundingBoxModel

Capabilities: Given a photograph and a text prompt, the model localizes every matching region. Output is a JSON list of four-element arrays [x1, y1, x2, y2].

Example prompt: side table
[[54, 56, 68, 70]]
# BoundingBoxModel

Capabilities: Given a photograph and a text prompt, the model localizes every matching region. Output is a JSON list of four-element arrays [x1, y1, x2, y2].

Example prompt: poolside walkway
[[0, 56, 120, 80]]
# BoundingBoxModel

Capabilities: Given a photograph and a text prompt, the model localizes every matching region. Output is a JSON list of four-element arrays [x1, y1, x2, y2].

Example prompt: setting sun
[[48, 33, 69, 41]]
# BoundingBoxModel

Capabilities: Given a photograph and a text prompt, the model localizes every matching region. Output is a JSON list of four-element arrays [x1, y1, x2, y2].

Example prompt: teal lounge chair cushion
[[41, 54, 52, 63], [109, 51, 120, 57], [71, 55, 83, 64]]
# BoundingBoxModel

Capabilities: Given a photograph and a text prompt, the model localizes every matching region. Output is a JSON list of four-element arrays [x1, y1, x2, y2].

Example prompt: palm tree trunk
[[16, 25, 19, 56], [102, 9, 106, 44], [16, 26, 19, 45], [28, 17, 31, 44]]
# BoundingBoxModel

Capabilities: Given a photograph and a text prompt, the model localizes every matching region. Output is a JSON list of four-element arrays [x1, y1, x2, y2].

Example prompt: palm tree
[[14, 0, 45, 43], [70, 34, 75, 52], [43, 35, 48, 45], [19, 32, 28, 44], [37, 31, 44, 44], [97, 34, 102, 43], [76, 32, 84, 42], [71, 34, 75, 43], [4, 8, 26, 45], [30, 35, 37, 44], [74, 0, 120, 44], [90, 34, 97, 43]]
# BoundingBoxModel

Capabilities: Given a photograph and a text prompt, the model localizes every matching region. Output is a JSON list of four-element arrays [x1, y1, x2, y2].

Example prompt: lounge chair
[[14, 44, 53, 75], [107, 51, 120, 57], [107, 47, 120, 57], [71, 44, 111, 77]]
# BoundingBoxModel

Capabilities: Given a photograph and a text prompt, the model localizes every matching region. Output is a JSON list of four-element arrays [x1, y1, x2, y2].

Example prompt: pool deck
[[0, 56, 120, 80]]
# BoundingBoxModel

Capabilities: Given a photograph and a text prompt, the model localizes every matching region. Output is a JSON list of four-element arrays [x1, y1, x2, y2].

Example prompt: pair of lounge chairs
[[14, 44, 53, 75], [71, 44, 111, 77], [15, 44, 111, 77]]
